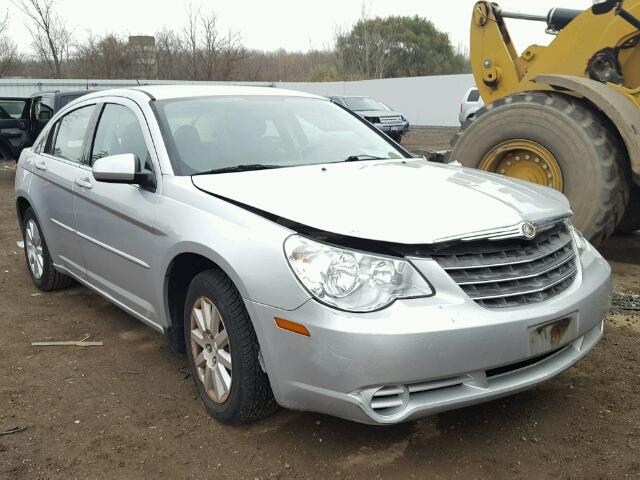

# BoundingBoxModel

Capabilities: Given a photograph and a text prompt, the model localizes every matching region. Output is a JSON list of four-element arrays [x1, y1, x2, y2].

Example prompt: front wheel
[[183, 268, 277, 425], [449, 92, 630, 245]]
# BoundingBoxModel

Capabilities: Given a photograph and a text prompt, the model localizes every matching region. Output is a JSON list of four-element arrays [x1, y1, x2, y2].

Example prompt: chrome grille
[[380, 115, 403, 124], [433, 221, 578, 308]]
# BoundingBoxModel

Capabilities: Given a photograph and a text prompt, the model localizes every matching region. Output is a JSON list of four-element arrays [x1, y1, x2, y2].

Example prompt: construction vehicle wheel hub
[[479, 140, 564, 191]]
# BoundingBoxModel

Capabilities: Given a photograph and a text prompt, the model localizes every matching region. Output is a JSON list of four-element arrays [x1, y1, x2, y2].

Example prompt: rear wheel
[[450, 92, 630, 245], [22, 208, 74, 291]]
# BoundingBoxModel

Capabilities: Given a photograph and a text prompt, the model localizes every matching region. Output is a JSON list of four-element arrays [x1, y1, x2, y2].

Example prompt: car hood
[[191, 159, 571, 245], [356, 110, 403, 119]]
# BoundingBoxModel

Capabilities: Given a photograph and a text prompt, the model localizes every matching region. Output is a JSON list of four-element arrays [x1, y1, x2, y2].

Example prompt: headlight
[[570, 224, 587, 255], [284, 235, 433, 312]]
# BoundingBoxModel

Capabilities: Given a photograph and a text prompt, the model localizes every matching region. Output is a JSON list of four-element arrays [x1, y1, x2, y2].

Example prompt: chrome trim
[[75, 231, 150, 269], [441, 237, 573, 271], [50, 217, 76, 233], [470, 266, 578, 301], [434, 216, 571, 244], [455, 252, 577, 285], [50, 218, 150, 269]]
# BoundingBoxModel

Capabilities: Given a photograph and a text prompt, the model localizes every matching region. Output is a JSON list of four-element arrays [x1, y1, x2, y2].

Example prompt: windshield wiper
[[343, 154, 388, 162], [193, 164, 284, 176]]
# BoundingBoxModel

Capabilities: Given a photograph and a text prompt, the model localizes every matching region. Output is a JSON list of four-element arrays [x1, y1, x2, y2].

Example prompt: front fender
[[156, 190, 312, 319]]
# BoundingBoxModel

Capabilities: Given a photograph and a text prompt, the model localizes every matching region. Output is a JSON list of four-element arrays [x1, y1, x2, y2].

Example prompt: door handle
[[75, 177, 93, 189], [34, 159, 47, 171]]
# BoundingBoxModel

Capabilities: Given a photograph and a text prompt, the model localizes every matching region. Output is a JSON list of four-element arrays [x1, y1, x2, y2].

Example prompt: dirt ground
[[1, 128, 639, 479]]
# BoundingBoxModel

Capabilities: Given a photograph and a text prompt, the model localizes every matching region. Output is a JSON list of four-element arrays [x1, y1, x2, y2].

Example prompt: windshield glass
[[343, 97, 388, 111], [155, 95, 405, 175]]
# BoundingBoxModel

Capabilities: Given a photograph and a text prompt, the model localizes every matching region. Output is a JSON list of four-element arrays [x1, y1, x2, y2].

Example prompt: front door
[[73, 99, 162, 326]]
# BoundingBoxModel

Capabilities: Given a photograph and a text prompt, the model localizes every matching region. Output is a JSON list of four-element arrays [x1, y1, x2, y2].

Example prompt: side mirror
[[92, 153, 156, 190], [592, 0, 618, 15]]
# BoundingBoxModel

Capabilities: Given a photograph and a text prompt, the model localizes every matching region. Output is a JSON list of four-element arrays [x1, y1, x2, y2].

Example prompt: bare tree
[[218, 30, 246, 80], [183, 2, 200, 80], [197, 10, 219, 80], [0, 11, 19, 77], [156, 28, 185, 80], [74, 33, 132, 79], [12, 0, 71, 78]]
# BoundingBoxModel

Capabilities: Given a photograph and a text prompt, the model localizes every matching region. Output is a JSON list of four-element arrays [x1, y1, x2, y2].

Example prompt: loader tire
[[449, 91, 630, 246], [616, 186, 640, 234]]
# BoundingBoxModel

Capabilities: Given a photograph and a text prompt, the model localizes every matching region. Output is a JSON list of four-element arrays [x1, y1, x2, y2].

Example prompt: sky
[[5, 0, 593, 55]]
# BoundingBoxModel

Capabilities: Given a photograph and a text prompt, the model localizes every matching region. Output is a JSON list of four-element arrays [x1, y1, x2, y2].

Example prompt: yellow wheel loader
[[449, 0, 640, 244]]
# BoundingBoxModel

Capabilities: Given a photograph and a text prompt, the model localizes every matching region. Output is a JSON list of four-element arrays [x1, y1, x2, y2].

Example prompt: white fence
[[281, 74, 474, 126], [0, 74, 475, 126]]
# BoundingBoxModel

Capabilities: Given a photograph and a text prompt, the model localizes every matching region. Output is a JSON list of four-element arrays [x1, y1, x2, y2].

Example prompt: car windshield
[[343, 97, 388, 111], [155, 95, 405, 175]]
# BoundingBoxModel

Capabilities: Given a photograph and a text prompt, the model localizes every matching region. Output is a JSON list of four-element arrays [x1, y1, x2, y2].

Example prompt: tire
[[449, 91, 630, 246], [22, 208, 74, 291], [183, 268, 277, 425], [616, 186, 640, 234]]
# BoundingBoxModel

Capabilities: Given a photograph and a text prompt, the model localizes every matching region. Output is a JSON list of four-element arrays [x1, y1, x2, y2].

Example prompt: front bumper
[[245, 243, 611, 424], [374, 122, 409, 136]]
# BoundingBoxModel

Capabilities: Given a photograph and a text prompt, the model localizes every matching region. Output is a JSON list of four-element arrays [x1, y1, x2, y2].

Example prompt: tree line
[[0, 0, 470, 82]]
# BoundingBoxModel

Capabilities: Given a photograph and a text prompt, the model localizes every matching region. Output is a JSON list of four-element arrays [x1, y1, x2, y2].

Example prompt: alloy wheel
[[190, 296, 233, 403], [25, 219, 44, 279]]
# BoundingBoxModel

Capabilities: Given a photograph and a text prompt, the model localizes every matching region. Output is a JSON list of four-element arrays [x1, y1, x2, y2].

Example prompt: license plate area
[[528, 315, 578, 356]]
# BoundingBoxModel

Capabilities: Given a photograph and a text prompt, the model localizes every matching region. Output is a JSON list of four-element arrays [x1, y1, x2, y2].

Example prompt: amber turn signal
[[274, 317, 310, 337]]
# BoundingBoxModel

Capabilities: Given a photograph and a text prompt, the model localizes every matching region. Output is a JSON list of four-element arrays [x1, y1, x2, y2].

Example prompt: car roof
[[78, 85, 324, 102]]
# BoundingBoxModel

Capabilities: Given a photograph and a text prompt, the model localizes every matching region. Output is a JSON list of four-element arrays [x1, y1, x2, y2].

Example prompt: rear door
[[27, 103, 97, 278], [0, 97, 31, 159]]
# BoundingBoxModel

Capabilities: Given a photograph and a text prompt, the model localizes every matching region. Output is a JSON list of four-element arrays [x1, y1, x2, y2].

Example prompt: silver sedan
[[15, 86, 611, 425]]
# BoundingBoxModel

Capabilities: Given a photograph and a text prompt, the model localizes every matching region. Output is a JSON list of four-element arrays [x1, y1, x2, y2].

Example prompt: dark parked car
[[0, 90, 92, 161], [328, 95, 410, 142]]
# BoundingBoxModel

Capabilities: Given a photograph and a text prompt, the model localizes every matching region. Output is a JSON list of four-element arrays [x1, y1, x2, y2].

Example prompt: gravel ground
[[402, 126, 459, 152], [1, 129, 639, 479]]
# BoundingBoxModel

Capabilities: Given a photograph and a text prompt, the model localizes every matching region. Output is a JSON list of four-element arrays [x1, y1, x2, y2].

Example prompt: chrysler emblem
[[521, 222, 537, 239]]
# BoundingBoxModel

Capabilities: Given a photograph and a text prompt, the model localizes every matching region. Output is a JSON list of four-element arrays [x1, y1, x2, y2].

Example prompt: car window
[[0, 99, 27, 119], [33, 131, 48, 153], [467, 89, 480, 102], [343, 97, 386, 111], [155, 95, 405, 175], [59, 93, 88, 109], [43, 124, 58, 155], [33, 97, 54, 123], [91, 103, 150, 169], [51, 105, 95, 163]]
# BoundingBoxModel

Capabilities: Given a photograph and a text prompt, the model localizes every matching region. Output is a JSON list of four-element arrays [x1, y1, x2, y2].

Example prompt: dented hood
[[191, 159, 572, 245]]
